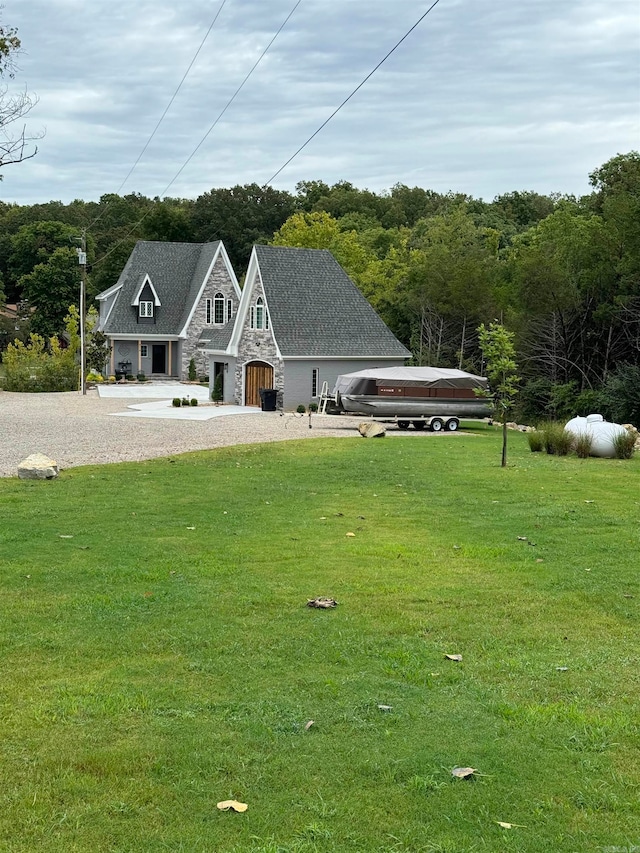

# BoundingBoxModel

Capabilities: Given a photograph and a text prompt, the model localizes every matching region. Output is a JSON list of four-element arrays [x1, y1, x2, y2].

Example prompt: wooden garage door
[[245, 361, 274, 407]]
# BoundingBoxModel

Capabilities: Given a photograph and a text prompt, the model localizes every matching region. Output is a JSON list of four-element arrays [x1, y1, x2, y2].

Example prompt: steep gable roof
[[96, 240, 230, 336], [250, 245, 410, 358]]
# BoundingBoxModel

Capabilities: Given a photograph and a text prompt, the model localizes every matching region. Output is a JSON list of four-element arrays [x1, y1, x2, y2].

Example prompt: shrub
[[188, 358, 197, 382], [86, 371, 104, 383], [527, 431, 544, 452], [612, 430, 636, 460], [541, 421, 573, 455], [573, 389, 603, 417], [137, 372, 146, 382], [2, 334, 78, 392], [181, 397, 190, 406], [574, 432, 593, 459], [212, 373, 223, 403], [296, 404, 306, 414], [309, 402, 318, 413], [198, 375, 209, 384], [126, 374, 134, 381], [172, 398, 181, 407], [190, 398, 198, 406], [108, 375, 116, 383]]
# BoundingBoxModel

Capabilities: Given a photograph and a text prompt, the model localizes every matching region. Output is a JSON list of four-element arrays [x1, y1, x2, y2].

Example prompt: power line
[[159, 0, 303, 198], [88, 0, 229, 230], [93, 0, 302, 269], [263, 0, 443, 186]]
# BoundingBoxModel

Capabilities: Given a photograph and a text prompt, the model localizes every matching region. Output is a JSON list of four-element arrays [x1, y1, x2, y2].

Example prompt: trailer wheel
[[445, 418, 460, 432], [397, 420, 410, 430], [412, 421, 426, 430], [430, 418, 444, 432]]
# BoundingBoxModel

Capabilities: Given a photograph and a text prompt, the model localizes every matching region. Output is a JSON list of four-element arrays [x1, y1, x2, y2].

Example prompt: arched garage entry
[[244, 360, 274, 407]]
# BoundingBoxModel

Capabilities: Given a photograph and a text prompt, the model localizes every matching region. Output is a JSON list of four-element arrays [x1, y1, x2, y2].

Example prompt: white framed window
[[312, 368, 319, 398], [139, 301, 153, 318], [214, 292, 225, 324], [227, 298, 233, 322], [140, 344, 148, 358], [205, 298, 212, 324], [255, 296, 264, 330]]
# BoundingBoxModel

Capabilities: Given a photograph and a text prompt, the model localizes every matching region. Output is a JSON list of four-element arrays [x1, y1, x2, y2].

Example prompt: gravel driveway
[[0, 389, 363, 478]]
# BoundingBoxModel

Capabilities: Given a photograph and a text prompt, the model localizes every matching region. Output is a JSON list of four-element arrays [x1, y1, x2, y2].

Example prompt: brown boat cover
[[333, 367, 488, 396]]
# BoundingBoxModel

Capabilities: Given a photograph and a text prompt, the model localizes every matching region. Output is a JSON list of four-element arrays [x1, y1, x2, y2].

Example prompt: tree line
[[1, 151, 639, 422]]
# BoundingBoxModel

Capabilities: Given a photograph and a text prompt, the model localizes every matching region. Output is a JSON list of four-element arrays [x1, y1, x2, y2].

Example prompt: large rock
[[358, 422, 386, 438], [18, 453, 59, 480]]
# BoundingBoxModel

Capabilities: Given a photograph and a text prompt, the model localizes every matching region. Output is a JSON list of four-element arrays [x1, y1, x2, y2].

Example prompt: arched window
[[214, 292, 225, 324], [255, 296, 264, 330]]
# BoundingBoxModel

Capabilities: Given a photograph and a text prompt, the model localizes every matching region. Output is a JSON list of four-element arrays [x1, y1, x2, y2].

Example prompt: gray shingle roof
[[198, 326, 234, 351], [254, 245, 410, 358], [98, 240, 221, 335]]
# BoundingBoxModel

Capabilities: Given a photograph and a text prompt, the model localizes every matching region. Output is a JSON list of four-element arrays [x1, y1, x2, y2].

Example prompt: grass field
[[0, 428, 638, 852]]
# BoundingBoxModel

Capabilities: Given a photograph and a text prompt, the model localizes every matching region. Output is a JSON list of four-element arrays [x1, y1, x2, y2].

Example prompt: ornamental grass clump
[[527, 430, 544, 452], [542, 422, 573, 456], [612, 429, 637, 459], [574, 432, 593, 459]]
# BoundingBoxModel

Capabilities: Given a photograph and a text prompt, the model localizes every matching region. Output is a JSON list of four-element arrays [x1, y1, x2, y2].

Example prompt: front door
[[152, 344, 166, 374], [245, 361, 274, 407]]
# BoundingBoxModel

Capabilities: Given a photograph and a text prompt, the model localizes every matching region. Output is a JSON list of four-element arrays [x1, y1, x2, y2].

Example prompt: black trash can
[[259, 388, 277, 411]]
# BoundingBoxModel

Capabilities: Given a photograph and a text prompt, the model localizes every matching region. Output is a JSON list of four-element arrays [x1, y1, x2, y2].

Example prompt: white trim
[[281, 355, 409, 361], [139, 300, 154, 318], [101, 290, 121, 330], [178, 242, 241, 337], [131, 273, 161, 307], [105, 333, 182, 341], [213, 291, 225, 325], [140, 344, 148, 358], [95, 282, 123, 301]]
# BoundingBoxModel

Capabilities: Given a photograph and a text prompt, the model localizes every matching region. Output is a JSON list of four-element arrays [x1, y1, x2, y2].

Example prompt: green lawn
[[0, 430, 638, 852]]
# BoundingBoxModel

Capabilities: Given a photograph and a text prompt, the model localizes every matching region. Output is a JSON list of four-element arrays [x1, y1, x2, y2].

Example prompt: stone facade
[[234, 274, 283, 404], [180, 256, 237, 379]]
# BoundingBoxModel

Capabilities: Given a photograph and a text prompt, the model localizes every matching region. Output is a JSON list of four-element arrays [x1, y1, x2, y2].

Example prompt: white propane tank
[[564, 413, 627, 458]]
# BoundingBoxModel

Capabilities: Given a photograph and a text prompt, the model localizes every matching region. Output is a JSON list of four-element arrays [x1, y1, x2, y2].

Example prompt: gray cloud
[[4, 0, 639, 205]]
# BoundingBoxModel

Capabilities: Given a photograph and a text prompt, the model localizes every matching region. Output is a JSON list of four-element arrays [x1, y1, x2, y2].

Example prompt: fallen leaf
[[556, 666, 568, 671], [451, 767, 477, 779], [536, 558, 544, 563], [527, 541, 537, 547], [25, 574, 31, 579], [346, 532, 356, 537], [623, 594, 634, 599], [304, 720, 314, 730], [377, 704, 393, 712], [59, 535, 73, 539], [186, 526, 196, 530], [453, 545, 461, 550], [445, 654, 463, 662], [496, 821, 526, 829], [585, 500, 594, 504], [216, 800, 247, 813], [78, 546, 90, 550], [357, 515, 366, 520], [319, 516, 327, 520], [335, 512, 344, 517], [517, 536, 528, 541], [143, 591, 153, 598]]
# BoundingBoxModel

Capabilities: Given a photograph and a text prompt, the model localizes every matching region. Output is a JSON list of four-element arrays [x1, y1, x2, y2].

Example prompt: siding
[[282, 358, 407, 410]]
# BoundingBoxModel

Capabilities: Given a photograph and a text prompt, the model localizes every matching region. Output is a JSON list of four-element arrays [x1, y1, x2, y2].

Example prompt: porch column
[[137, 340, 142, 374], [168, 341, 172, 377]]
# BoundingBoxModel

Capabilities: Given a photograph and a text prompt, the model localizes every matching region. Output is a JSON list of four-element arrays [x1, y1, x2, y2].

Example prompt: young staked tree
[[477, 322, 520, 467]]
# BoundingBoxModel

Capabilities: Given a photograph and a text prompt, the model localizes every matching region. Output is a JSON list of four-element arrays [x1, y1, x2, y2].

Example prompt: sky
[[3, 0, 639, 206]]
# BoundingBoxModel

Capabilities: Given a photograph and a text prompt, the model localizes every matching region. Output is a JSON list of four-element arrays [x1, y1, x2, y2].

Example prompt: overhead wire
[[87, 0, 229, 231], [92, 0, 303, 269], [262, 0, 443, 186]]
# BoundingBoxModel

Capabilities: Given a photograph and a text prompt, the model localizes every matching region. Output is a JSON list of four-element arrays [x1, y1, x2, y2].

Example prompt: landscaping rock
[[358, 422, 386, 438], [18, 453, 59, 480]]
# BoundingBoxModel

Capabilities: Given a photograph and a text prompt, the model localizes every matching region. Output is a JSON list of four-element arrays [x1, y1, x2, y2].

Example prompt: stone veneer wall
[[180, 255, 237, 379], [234, 273, 283, 405]]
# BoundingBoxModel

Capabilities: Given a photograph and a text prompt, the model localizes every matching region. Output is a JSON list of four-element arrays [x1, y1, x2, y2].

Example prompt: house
[[95, 240, 240, 379], [202, 245, 411, 409]]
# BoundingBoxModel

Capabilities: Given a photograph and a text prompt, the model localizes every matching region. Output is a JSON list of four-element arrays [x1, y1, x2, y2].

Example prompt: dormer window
[[139, 301, 154, 318]]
